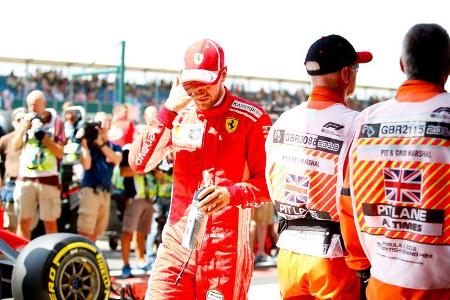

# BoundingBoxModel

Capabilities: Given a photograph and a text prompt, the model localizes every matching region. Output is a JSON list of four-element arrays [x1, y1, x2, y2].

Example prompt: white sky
[[1, 0, 449, 89]]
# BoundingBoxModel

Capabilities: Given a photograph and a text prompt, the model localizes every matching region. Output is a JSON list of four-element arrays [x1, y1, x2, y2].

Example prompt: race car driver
[[265, 34, 372, 299], [129, 38, 272, 300]]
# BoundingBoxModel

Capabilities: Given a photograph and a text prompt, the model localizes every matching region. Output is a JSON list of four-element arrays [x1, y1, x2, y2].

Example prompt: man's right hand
[[15, 118, 32, 142], [164, 76, 192, 113], [20, 116, 33, 132]]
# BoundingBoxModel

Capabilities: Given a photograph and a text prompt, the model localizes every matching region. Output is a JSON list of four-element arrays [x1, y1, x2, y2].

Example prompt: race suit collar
[[395, 80, 446, 102], [307, 86, 347, 109], [196, 87, 233, 118]]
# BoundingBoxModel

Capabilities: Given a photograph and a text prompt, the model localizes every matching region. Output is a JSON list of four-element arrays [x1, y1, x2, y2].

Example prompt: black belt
[[90, 185, 111, 193], [279, 217, 345, 251], [285, 218, 341, 234]]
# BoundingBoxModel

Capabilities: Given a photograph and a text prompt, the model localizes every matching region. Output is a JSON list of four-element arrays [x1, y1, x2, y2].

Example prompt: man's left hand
[[198, 185, 231, 215]]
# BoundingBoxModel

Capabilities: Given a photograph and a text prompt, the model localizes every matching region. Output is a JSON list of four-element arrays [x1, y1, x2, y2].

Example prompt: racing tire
[[12, 233, 110, 300]]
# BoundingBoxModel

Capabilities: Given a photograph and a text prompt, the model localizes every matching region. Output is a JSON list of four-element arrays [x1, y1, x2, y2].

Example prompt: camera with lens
[[81, 121, 101, 146], [157, 158, 173, 175], [24, 112, 47, 141], [84, 121, 100, 141], [149, 158, 173, 177]]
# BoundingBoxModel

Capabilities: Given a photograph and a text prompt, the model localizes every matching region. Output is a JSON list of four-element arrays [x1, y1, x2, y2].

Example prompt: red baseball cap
[[180, 39, 225, 84]]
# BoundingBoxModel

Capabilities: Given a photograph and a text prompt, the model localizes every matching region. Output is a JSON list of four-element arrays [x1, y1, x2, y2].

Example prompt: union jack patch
[[284, 174, 309, 204], [383, 168, 422, 204]]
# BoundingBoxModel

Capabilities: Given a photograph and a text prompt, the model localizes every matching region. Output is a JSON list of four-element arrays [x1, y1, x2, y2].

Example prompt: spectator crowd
[[0, 69, 389, 119]]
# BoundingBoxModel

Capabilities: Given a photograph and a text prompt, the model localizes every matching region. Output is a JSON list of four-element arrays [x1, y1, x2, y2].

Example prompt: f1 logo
[[323, 122, 344, 130], [432, 107, 450, 114], [431, 107, 450, 119]]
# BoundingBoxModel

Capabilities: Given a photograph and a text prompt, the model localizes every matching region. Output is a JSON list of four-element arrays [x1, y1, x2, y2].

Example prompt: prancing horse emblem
[[225, 118, 239, 133], [194, 53, 204, 65]]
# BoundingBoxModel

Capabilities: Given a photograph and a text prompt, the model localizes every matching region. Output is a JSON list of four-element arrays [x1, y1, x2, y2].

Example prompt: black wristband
[[357, 268, 371, 279]]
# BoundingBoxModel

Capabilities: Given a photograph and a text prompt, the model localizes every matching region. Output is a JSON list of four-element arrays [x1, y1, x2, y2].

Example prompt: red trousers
[[145, 221, 254, 300]]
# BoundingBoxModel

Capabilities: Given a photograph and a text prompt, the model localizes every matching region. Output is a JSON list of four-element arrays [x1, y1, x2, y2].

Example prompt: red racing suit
[[129, 89, 271, 300]]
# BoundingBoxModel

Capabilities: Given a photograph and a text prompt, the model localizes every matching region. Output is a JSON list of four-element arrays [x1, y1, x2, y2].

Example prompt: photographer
[[119, 145, 156, 278], [12, 90, 66, 239], [77, 112, 122, 242], [0, 107, 26, 233], [145, 154, 173, 263], [154, 155, 173, 228], [62, 101, 84, 142], [61, 103, 86, 183]]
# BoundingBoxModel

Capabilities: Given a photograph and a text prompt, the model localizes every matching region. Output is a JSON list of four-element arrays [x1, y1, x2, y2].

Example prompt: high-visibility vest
[[135, 174, 157, 199], [19, 109, 59, 177], [349, 93, 450, 289], [157, 172, 173, 199], [266, 102, 358, 222], [112, 166, 157, 200]]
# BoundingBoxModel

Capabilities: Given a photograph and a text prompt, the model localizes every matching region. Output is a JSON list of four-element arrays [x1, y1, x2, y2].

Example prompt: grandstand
[[0, 56, 396, 120]]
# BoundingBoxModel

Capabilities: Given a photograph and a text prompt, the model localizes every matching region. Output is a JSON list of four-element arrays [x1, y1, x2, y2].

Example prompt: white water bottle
[[182, 171, 212, 250], [181, 187, 208, 250]]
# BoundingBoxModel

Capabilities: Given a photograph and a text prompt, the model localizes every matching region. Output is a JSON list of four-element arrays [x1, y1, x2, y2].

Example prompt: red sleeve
[[228, 113, 272, 208], [124, 120, 135, 145], [54, 117, 66, 145], [339, 166, 371, 270], [128, 106, 176, 174]]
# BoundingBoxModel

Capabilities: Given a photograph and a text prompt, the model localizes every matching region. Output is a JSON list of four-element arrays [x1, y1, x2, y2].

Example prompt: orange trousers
[[277, 249, 360, 300], [367, 277, 450, 300]]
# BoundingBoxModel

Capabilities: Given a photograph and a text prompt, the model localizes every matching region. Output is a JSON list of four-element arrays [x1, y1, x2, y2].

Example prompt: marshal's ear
[[400, 57, 406, 74], [341, 66, 352, 85]]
